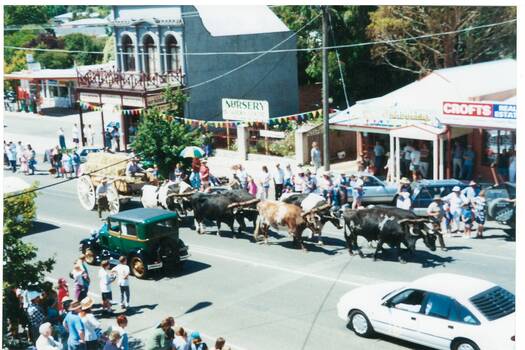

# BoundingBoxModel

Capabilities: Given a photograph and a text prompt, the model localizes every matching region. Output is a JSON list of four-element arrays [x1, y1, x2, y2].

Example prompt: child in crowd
[[461, 201, 474, 238]]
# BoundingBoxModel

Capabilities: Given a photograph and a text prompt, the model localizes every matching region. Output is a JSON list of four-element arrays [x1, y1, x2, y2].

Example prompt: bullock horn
[[227, 198, 260, 209], [398, 218, 427, 224], [167, 189, 197, 198], [302, 203, 331, 217]]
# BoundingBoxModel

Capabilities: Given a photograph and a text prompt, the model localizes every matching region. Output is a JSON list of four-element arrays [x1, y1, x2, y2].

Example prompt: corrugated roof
[[61, 17, 109, 27], [194, 6, 290, 36], [4, 63, 115, 80]]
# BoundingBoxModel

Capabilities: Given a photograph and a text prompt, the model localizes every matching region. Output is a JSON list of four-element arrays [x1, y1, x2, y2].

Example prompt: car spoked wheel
[[349, 310, 374, 337], [130, 256, 146, 279], [454, 339, 479, 350]]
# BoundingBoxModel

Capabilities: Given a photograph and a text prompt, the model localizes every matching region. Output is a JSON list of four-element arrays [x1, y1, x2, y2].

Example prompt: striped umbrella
[[180, 146, 205, 158]]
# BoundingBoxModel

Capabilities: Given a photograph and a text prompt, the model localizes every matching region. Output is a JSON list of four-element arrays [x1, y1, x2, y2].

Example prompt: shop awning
[[4, 62, 115, 81], [390, 124, 446, 141]]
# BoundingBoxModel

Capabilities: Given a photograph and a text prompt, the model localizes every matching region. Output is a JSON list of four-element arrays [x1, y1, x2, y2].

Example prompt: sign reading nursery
[[222, 98, 269, 122]]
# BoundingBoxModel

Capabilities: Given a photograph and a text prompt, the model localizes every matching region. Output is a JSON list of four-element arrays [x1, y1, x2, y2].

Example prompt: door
[[107, 218, 122, 256], [382, 289, 427, 342], [361, 176, 386, 202], [416, 292, 456, 349]]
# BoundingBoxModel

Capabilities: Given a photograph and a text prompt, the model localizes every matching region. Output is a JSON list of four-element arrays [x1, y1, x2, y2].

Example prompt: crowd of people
[[4, 140, 37, 175], [14, 254, 232, 350]]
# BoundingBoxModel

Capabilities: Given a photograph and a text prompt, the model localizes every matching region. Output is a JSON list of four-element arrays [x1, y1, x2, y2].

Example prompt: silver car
[[345, 174, 398, 204]]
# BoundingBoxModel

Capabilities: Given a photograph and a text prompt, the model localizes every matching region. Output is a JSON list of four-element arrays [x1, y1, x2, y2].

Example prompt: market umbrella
[[180, 146, 205, 158]]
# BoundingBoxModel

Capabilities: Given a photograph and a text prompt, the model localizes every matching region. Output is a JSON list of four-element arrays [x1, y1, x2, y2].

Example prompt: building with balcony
[[77, 5, 299, 145]]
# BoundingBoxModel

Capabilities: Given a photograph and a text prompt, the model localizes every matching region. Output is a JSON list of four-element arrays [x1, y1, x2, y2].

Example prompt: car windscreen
[[469, 286, 515, 321], [149, 219, 178, 237]]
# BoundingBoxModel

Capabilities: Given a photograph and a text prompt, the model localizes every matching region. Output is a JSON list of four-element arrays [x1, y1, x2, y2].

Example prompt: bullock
[[190, 191, 259, 237], [141, 181, 196, 216], [343, 207, 437, 263], [281, 193, 342, 244], [254, 200, 328, 250]]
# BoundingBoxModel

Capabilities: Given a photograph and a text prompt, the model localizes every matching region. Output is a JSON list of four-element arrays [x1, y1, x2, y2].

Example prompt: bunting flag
[[122, 108, 144, 116], [78, 101, 102, 112]]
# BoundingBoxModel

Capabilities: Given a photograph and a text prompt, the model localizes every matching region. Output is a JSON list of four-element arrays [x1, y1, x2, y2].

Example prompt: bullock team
[[140, 166, 447, 263]]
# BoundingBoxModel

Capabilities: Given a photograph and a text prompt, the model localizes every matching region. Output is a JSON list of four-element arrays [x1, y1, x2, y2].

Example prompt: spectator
[[319, 171, 333, 203], [443, 186, 464, 234], [273, 163, 285, 200], [4, 141, 9, 169], [79, 297, 101, 350], [409, 145, 421, 179], [401, 142, 414, 177], [20, 145, 29, 175], [103, 331, 121, 350], [105, 129, 112, 150], [113, 315, 129, 350], [170, 163, 184, 183], [461, 180, 479, 202], [213, 337, 226, 350], [27, 291, 47, 343], [419, 143, 430, 179], [508, 149, 516, 183], [384, 152, 393, 183], [398, 177, 412, 195], [98, 260, 116, 314], [72, 150, 81, 178], [452, 142, 463, 179], [27, 144, 37, 175], [173, 326, 188, 350], [310, 142, 321, 172], [58, 128, 66, 149], [62, 301, 85, 350], [461, 202, 473, 238], [283, 164, 293, 191], [36, 322, 60, 350], [292, 169, 306, 193], [303, 169, 317, 194], [111, 256, 131, 309], [72, 124, 80, 148], [462, 145, 476, 180], [57, 278, 69, 313], [52, 147, 63, 178], [247, 176, 258, 197], [85, 124, 95, 146], [145, 318, 173, 350], [112, 127, 120, 152], [190, 331, 208, 350], [16, 141, 24, 165], [473, 190, 486, 239], [373, 141, 385, 176], [71, 263, 89, 302], [236, 164, 248, 190], [200, 160, 210, 191], [351, 177, 364, 210], [190, 158, 201, 190], [396, 192, 412, 210], [260, 165, 271, 200], [7, 141, 17, 173]]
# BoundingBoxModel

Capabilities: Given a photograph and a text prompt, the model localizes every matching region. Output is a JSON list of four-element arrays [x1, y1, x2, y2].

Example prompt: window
[[362, 176, 380, 186], [143, 34, 157, 75], [121, 224, 137, 236], [482, 130, 516, 165], [150, 219, 177, 236], [388, 289, 426, 313], [422, 293, 453, 319], [122, 34, 135, 71], [449, 301, 480, 325], [109, 219, 121, 232], [165, 34, 180, 72]]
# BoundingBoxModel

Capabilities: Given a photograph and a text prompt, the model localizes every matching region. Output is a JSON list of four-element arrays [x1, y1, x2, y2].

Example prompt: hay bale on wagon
[[82, 152, 129, 177]]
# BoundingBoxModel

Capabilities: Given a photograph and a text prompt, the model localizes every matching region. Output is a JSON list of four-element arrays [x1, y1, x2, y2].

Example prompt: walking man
[[63, 301, 86, 350], [85, 124, 95, 146], [7, 141, 17, 173], [373, 141, 385, 176], [452, 143, 463, 179], [111, 256, 131, 309], [96, 177, 111, 218], [273, 163, 284, 200], [310, 142, 321, 172]]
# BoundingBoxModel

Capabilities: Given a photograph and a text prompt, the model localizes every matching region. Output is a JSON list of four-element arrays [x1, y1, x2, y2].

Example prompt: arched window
[[165, 34, 180, 73], [143, 34, 157, 75], [122, 34, 135, 72]]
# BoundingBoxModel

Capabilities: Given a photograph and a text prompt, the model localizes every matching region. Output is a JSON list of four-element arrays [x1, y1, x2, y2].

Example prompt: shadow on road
[[27, 221, 60, 235], [345, 324, 434, 350], [359, 248, 455, 268], [152, 260, 211, 281]]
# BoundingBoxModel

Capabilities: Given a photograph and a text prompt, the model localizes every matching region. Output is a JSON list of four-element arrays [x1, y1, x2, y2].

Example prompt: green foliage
[[44, 5, 68, 19], [268, 132, 296, 157], [63, 33, 105, 66], [132, 108, 203, 178], [367, 6, 517, 74], [4, 6, 49, 26], [163, 86, 188, 116], [3, 189, 55, 335], [102, 36, 116, 63], [35, 51, 73, 69], [4, 30, 40, 72]]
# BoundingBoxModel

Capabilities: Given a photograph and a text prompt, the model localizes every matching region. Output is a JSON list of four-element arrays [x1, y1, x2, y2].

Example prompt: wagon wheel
[[106, 184, 120, 214], [77, 175, 96, 210]]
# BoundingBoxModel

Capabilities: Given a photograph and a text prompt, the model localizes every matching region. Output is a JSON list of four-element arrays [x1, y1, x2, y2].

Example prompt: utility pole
[[322, 5, 330, 171]]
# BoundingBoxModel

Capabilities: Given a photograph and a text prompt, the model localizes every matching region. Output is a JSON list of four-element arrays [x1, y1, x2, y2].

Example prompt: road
[[7, 169, 515, 350]]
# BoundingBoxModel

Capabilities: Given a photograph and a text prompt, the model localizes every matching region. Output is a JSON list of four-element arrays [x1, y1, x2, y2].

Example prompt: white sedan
[[337, 273, 515, 350]]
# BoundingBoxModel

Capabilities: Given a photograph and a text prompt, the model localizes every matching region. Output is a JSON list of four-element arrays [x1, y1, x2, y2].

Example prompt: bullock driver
[[426, 194, 449, 250], [96, 177, 111, 218], [125, 157, 145, 178]]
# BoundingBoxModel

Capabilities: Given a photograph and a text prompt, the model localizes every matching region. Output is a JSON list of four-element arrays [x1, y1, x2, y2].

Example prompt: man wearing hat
[[125, 157, 145, 178], [63, 301, 86, 349], [461, 180, 479, 202], [293, 168, 306, 193], [26, 291, 46, 342], [426, 195, 450, 249], [443, 186, 464, 234], [95, 177, 111, 218]]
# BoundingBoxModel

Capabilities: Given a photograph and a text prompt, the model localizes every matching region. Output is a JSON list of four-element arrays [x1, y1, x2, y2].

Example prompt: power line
[[4, 18, 516, 57], [328, 11, 350, 110]]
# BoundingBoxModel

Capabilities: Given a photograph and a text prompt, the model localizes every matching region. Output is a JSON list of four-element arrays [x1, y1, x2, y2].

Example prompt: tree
[[35, 51, 73, 69], [63, 33, 105, 66], [4, 6, 49, 26], [3, 189, 55, 338], [102, 36, 115, 63], [367, 6, 517, 75]]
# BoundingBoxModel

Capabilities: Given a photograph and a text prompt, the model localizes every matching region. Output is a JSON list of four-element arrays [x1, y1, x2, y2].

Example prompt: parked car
[[337, 273, 515, 350], [78, 147, 103, 163], [80, 208, 189, 278], [346, 174, 399, 204], [409, 179, 467, 216]]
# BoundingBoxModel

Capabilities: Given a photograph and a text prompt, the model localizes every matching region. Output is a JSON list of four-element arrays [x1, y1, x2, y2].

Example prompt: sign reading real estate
[[222, 98, 269, 122], [441, 101, 516, 129]]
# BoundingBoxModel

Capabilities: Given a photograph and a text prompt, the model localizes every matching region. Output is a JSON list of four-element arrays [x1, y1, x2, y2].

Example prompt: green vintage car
[[80, 208, 189, 278]]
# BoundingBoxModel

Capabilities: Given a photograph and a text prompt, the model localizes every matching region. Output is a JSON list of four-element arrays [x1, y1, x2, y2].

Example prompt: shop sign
[[493, 104, 516, 119], [259, 129, 286, 139], [222, 98, 269, 122], [146, 93, 165, 106], [101, 94, 121, 105], [122, 96, 144, 107], [47, 80, 59, 86], [442, 101, 493, 117], [79, 92, 100, 103]]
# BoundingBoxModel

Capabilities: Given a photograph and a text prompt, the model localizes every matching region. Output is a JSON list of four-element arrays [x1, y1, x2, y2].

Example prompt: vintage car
[[80, 208, 189, 278], [409, 179, 467, 216]]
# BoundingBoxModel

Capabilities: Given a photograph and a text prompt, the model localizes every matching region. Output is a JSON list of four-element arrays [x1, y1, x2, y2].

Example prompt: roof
[[110, 208, 178, 224], [412, 179, 465, 187], [410, 273, 496, 301], [194, 6, 290, 36], [53, 12, 73, 20], [4, 63, 115, 81], [61, 17, 109, 27]]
